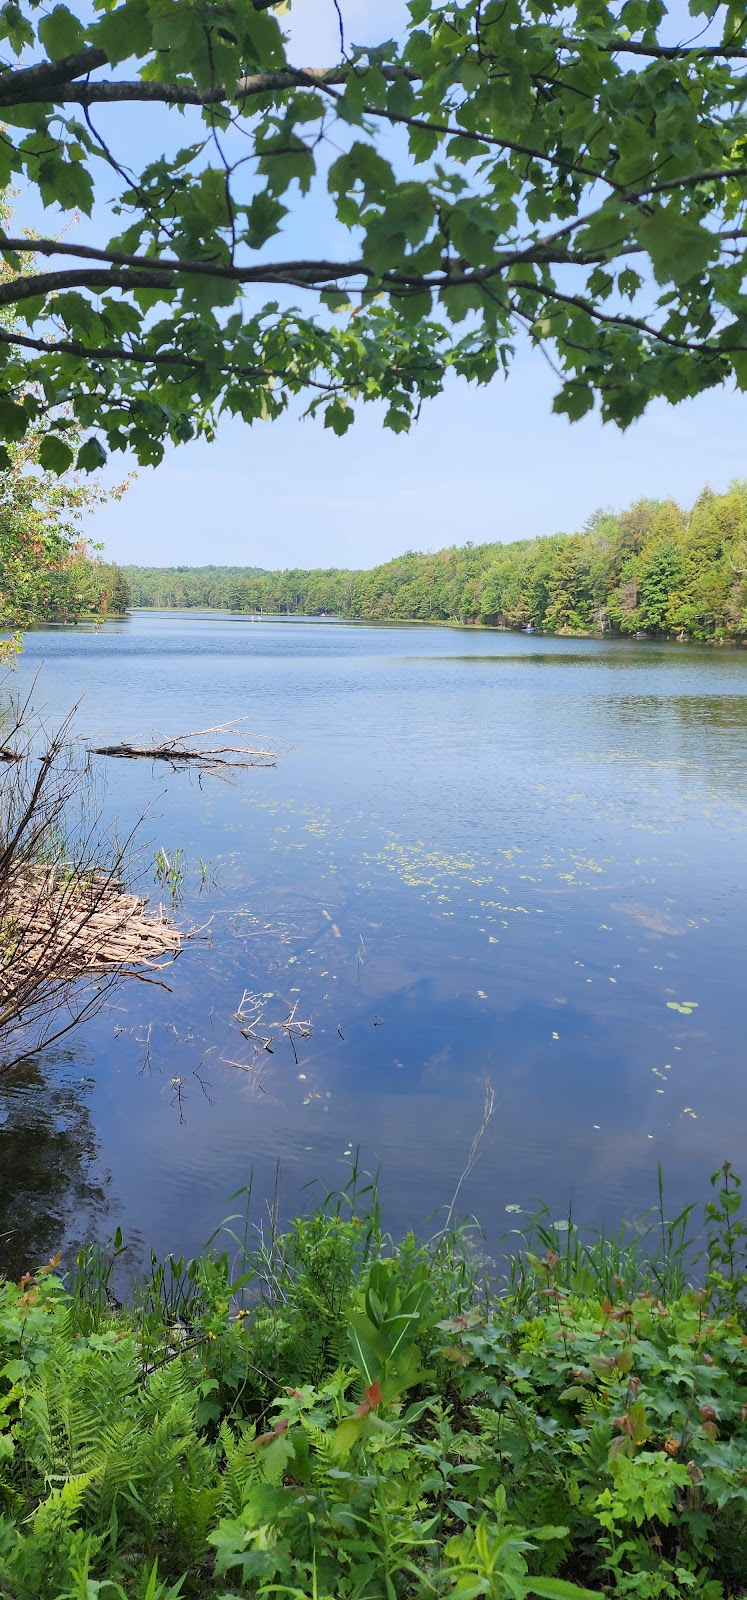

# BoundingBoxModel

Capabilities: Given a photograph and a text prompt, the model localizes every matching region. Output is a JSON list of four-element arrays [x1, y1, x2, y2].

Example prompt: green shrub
[[0, 1169, 746, 1597]]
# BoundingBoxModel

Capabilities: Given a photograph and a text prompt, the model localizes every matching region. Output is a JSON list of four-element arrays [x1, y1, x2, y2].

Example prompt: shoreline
[[116, 607, 747, 648]]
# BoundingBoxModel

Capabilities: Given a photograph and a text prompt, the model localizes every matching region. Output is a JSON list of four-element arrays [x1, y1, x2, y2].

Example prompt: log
[[89, 720, 278, 771]]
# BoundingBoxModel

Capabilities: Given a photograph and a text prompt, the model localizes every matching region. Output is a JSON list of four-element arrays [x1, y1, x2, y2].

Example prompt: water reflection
[[0, 1050, 109, 1277], [3, 613, 746, 1262]]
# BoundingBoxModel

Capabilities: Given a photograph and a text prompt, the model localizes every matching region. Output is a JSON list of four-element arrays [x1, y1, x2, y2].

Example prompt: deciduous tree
[[0, 0, 746, 469]]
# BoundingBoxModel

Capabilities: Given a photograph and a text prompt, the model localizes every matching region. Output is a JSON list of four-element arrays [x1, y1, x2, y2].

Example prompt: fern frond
[[217, 1420, 262, 1515]]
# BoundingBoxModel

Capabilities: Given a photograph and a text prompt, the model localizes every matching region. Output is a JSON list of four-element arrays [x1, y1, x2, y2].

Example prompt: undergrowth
[[1, 1161, 747, 1598]]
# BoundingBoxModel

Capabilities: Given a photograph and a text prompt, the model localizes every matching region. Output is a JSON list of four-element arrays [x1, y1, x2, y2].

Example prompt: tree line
[[126, 482, 747, 642]]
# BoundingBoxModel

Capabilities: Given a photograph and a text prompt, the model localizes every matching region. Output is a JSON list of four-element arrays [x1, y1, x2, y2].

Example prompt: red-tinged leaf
[[441, 1344, 471, 1366], [255, 1417, 289, 1447], [589, 1354, 616, 1376], [356, 1378, 384, 1416]]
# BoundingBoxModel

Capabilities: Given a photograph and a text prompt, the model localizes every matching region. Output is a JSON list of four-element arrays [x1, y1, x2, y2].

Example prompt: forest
[[126, 482, 747, 642]]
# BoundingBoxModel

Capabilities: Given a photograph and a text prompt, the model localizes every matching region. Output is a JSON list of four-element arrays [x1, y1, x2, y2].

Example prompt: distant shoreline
[[26, 601, 745, 646]]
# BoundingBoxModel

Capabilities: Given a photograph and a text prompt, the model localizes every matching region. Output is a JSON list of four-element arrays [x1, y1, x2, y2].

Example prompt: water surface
[[4, 613, 747, 1270]]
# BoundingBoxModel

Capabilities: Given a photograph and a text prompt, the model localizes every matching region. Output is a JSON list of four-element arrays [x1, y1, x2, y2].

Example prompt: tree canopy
[[0, 0, 746, 468], [126, 480, 747, 640]]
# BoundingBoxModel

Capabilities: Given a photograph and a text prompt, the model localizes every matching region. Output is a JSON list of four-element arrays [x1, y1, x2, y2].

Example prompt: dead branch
[[89, 718, 280, 772], [0, 680, 188, 1070], [1, 865, 181, 988], [233, 989, 313, 1059]]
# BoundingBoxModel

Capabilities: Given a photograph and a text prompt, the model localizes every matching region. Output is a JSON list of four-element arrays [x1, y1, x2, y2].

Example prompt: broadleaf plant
[[0, 0, 745, 467]]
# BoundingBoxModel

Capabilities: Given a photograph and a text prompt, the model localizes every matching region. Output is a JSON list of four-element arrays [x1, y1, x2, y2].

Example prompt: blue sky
[[59, 0, 747, 567]]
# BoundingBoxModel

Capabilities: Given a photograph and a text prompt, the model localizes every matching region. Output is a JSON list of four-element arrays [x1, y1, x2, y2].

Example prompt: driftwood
[[0, 679, 188, 1070], [1, 865, 182, 990], [90, 719, 278, 772]]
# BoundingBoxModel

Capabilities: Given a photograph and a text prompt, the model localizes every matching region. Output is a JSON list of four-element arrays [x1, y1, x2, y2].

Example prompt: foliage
[[1, 1168, 747, 1596], [0, 424, 130, 646], [126, 480, 747, 641], [0, 208, 130, 648], [1, 2, 747, 463]]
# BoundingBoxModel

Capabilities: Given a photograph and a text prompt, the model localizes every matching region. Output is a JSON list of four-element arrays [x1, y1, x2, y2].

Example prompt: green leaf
[[257, 136, 314, 196], [194, 168, 232, 228], [92, 4, 152, 63], [38, 4, 85, 59], [320, 290, 352, 313], [331, 1416, 366, 1456], [260, 1431, 295, 1484], [552, 385, 594, 422], [39, 435, 75, 474], [0, 399, 30, 442], [522, 1580, 602, 1599], [324, 399, 354, 435], [328, 142, 396, 203], [637, 208, 715, 287], [76, 436, 107, 472], [37, 156, 94, 215], [0, 1359, 29, 1382], [396, 288, 432, 325], [181, 273, 238, 313], [243, 192, 287, 250]]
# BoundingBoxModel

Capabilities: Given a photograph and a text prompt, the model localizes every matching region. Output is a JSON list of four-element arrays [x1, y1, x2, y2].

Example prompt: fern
[[301, 1419, 339, 1477], [31, 1472, 97, 1538], [217, 1420, 262, 1515]]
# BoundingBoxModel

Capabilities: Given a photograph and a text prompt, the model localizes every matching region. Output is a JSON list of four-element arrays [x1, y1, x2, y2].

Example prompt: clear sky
[[73, 0, 747, 569]]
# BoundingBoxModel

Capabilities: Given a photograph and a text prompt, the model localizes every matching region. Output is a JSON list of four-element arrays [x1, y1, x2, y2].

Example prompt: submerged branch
[[90, 718, 279, 773]]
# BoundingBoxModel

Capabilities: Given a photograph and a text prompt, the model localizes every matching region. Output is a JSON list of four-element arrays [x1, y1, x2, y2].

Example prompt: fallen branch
[[0, 681, 191, 1071], [1, 864, 182, 994], [233, 989, 313, 1061], [90, 719, 279, 772]]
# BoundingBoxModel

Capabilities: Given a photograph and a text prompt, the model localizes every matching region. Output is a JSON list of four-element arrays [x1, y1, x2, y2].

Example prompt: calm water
[[3, 612, 747, 1272]]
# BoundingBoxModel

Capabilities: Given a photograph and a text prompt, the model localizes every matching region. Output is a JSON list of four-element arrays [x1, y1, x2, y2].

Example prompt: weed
[[0, 1169, 745, 1598]]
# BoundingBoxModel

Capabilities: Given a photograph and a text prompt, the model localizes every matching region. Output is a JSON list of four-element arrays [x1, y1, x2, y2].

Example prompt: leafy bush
[[1, 1168, 746, 1597]]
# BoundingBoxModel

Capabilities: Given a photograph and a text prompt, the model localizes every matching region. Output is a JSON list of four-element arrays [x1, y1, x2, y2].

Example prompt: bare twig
[[0, 683, 187, 1070], [90, 719, 280, 772], [437, 1080, 496, 1243]]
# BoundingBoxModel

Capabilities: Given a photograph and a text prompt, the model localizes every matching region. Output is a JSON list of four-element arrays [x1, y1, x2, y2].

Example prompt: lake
[[3, 611, 747, 1274]]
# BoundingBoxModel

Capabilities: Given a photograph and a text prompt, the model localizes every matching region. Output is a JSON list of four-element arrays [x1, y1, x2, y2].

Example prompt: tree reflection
[[0, 1049, 109, 1278]]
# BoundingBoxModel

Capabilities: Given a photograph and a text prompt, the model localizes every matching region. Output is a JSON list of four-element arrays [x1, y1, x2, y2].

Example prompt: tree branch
[[0, 61, 410, 109], [0, 258, 372, 308], [564, 34, 747, 60], [0, 327, 348, 394], [0, 46, 107, 102], [508, 279, 744, 355]]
